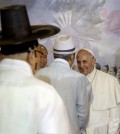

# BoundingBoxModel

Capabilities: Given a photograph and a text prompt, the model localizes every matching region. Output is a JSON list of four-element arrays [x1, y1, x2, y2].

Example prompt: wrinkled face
[[27, 49, 37, 74], [35, 45, 48, 70], [27, 45, 48, 74], [76, 50, 96, 76]]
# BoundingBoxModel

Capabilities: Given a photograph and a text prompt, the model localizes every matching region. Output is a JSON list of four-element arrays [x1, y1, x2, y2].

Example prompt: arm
[[108, 104, 120, 134], [77, 76, 92, 129], [108, 77, 120, 134]]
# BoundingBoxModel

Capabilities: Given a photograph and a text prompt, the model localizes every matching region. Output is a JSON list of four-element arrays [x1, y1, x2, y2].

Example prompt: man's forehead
[[35, 45, 48, 55], [78, 48, 94, 57], [77, 51, 95, 63], [77, 53, 90, 60], [77, 50, 92, 57]]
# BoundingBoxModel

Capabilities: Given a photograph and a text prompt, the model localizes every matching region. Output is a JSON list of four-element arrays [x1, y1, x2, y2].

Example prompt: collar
[[54, 58, 70, 69], [0, 58, 33, 76], [87, 67, 97, 82]]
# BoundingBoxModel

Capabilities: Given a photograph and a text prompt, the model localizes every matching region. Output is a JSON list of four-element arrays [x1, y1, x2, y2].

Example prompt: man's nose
[[80, 62, 84, 68]]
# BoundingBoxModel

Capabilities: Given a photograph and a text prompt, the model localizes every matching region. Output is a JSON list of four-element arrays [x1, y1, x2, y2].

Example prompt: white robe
[[86, 68, 120, 134], [0, 58, 72, 134], [35, 58, 92, 134]]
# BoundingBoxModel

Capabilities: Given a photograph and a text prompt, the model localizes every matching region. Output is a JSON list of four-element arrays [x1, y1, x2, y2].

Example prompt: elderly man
[[33, 44, 48, 72], [0, 5, 72, 134], [35, 35, 92, 134], [76, 48, 120, 134]]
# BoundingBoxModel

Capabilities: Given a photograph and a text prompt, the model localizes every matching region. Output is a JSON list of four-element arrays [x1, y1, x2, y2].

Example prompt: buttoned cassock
[[86, 68, 120, 134], [35, 58, 92, 134], [0, 58, 72, 134]]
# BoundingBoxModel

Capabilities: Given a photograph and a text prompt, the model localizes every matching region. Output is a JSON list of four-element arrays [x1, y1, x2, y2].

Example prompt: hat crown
[[0, 4, 60, 54], [53, 35, 76, 54], [0, 5, 31, 39]]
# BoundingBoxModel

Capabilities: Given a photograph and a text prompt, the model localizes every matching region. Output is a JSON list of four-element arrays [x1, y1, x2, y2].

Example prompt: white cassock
[[86, 68, 120, 134]]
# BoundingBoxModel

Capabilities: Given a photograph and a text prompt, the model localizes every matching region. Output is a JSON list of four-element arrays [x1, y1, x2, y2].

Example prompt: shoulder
[[22, 75, 55, 96], [28, 76, 53, 89], [97, 70, 118, 82], [70, 70, 90, 85], [30, 76, 62, 101], [35, 67, 48, 76], [72, 70, 88, 80], [97, 69, 108, 77]]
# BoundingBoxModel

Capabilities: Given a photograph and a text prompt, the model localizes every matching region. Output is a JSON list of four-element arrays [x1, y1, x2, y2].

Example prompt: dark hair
[[54, 53, 72, 61], [0, 40, 38, 55], [112, 66, 117, 75], [95, 63, 101, 70]]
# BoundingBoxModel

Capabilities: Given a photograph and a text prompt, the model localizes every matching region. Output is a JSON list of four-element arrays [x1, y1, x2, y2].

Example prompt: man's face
[[27, 45, 48, 74], [34, 45, 48, 70], [76, 50, 96, 76]]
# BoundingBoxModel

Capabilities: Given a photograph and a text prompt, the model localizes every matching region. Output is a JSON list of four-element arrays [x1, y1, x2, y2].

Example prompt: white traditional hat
[[52, 35, 78, 54], [81, 48, 94, 57]]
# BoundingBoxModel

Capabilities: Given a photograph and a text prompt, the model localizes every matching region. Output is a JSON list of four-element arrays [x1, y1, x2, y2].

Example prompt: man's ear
[[69, 53, 75, 67], [93, 57, 96, 66], [27, 50, 36, 74], [27, 50, 34, 64]]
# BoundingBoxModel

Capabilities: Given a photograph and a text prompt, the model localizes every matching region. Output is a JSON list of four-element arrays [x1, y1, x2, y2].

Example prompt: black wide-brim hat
[[0, 5, 60, 45]]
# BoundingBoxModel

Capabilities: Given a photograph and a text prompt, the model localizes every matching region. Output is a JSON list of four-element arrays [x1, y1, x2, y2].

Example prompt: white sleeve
[[108, 104, 120, 134], [77, 76, 92, 129]]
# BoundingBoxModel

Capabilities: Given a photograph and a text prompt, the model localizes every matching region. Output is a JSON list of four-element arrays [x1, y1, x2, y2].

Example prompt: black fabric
[[53, 47, 75, 52], [0, 5, 60, 45], [0, 40, 38, 55]]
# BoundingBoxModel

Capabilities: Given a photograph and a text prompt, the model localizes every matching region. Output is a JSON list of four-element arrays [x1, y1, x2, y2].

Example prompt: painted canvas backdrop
[[0, 0, 120, 68]]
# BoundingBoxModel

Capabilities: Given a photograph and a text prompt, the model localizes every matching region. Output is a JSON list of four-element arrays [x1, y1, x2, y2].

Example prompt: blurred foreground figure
[[77, 48, 120, 134], [36, 35, 92, 134], [0, 5, 72, 134]]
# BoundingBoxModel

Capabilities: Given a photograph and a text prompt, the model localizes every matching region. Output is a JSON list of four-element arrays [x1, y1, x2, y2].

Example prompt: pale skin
[[76, 50, 96, 76]]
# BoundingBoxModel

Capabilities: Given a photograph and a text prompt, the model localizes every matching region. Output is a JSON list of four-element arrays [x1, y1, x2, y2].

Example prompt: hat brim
[[50, 48, 78, 54], [0, 25, 60, 45]]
